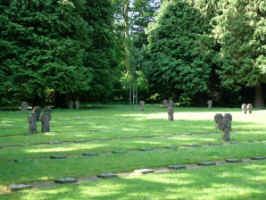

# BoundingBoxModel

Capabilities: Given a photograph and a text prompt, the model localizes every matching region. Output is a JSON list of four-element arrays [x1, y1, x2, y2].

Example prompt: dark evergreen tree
[[143, 0, 215, 103], [214, 0, 266, 107], [0, 0, 119, 106]]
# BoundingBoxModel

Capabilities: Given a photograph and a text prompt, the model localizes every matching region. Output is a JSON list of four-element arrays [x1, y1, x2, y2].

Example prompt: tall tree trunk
[[255, 82, 264, 107]]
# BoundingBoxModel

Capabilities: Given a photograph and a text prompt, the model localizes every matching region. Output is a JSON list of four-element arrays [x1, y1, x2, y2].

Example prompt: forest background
[[0, 0, 265, 107]]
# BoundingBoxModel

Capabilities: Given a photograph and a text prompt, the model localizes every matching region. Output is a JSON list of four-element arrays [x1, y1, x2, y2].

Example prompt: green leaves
[[0, 0, 119, 106], [144, 0, 213, 100]]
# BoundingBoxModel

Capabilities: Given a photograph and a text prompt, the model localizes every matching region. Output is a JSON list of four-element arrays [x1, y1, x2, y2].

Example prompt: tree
[[143, 0, 214, 102], [0, 0, 119, 106], [214, 0, 266, 107]]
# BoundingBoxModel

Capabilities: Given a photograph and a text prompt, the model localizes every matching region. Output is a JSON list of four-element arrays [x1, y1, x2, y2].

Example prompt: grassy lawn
[[0, 104, 266, 199]]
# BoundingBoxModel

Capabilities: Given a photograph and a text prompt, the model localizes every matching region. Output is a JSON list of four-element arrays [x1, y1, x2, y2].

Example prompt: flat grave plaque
[[54, 177, 78, 184], [50, 155, 67, 159], [168, 165, 186, 170], [225, 158, 241, 163], [10, 184, 32, 191], [97, 173, 117, 179], [198, 162, 216, 166], [82, 152, 97, 156]]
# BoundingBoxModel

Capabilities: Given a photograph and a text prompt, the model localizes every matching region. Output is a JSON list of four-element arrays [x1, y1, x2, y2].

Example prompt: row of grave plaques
[[10, 155, 266, 191]]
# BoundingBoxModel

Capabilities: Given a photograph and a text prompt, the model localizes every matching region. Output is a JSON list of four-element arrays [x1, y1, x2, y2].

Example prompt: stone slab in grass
[[225, 158, 242, 163], [54, 177, 78, 184], [112, 150, 126, 154], [97, 173, 117, 179], [10, 184, 32, 191], [168, 165, 186, 170], [230, 141, 239, 144], [139, 148, 153, 151], [143, 135, 153, 138], [50, 155, 67, 159], [198, 161, 216, 166], [188, 144, 201, 147], [165, 146, 177, 149], [134, 169, 154, 174], [82, 152, 97, 156], [250, 156, 266, 160], [75, 139, 86, 143], [49, 141, 61, 145], [140, 169, 154, 174]]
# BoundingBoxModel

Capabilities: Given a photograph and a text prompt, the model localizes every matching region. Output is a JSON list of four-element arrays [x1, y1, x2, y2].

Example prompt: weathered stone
[[140, 100, 145, 111], [241, 103, 247, 114], [97, 173, 117, 179], [40, 107, 51, 133], [165, 146, 176, 149], [136, 169, 154, 174], [112, 150, 126, 154], [207, 100, 213, 108], [250, 156, 266, 160], [54, 177, 78, 184], [225, 158, 241, 163], [20, 101, 29, 112], [68, 100, 74, 109], [163, 99, 168, 108], [10, 184, 32, 191], [168, 100, 174, 121], [14, 159, 23, 163], [188, 144, 201, 147], [247, 104, 253, 114], [198, 161, 216, 166], [75, 99, 80, 110], [49, 141, 61, 145], [143, 135, 153, 138], [139, 148, 153, 151], [222, 113, 232, 142], [82, 152, 97, 156], [50, 155, 67, 159], [75, 139, 86, 143], [28, 114, 37, 134], [168, 165, 186, 170], [32, 106, 41, 121], [214, 113, 223, 132]]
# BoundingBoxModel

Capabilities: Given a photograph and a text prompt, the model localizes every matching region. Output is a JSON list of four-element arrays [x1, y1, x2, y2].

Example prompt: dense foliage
[[0, 0, 119, 106], [0, 0, 265, 107], [143, 0, 215, 101]]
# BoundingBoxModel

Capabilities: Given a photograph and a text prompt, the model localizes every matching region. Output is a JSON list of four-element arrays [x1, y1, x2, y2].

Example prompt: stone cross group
[[241, 103, 253, 114], [214, 113, 232, 142], [27, 105, 52, 134]]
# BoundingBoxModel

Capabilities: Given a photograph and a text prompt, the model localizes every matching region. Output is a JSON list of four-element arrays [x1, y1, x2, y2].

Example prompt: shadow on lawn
[[2, 161, 266, 200]]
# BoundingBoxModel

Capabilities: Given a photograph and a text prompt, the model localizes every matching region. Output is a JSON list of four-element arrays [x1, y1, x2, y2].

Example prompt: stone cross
[[41, 107, 52, 133], [68, 100, 74, 109], [214, 113, 232, 142], [207, 100, 213, 109], [21, 101, 29, 112], [28, 114, 37, 134], [222, 113, 232, 142], [241, 104, 247, 114], [168, 100, 174, 121], [214, 113, 223, 132], [140, 100, 145, 111], [32, 106, 41, 121], [163, 99, 168, 108], [75, 99, 80, 110], [247, 104, 253, 114]]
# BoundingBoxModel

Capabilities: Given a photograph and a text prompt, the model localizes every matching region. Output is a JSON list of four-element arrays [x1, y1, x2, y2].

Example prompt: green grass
[[2, 160, 266, 200], [1, 104, 266, 199]]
